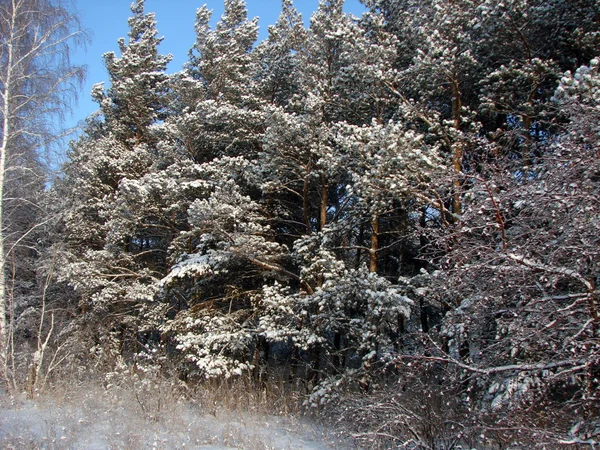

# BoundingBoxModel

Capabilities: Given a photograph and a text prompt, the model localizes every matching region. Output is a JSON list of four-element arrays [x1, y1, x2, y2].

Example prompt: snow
[[0, 384, 344, 449]]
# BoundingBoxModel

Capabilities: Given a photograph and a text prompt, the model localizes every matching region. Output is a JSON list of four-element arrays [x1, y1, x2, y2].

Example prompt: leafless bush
[[317, 361, 480, 449]]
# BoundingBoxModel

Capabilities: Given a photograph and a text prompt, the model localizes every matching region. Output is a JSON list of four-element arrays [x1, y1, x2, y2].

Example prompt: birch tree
[[0, 0, 85, 380]]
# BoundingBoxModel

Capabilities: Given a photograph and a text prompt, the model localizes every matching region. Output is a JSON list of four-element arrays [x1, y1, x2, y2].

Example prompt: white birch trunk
[[0, 0, 17, 377]]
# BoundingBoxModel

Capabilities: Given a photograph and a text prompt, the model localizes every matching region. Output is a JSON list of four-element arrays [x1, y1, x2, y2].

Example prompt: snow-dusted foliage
[[252, 0, 306, 106], [93, 0, 172, 145], [274, 232, 412, 355], [163, 308, 255, 379], [335, 119, 445, 213], [156, 159, 292, 379]]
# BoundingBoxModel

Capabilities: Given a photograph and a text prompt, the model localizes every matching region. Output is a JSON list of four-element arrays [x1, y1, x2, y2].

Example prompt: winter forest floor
[[0, 380, 349, 449]]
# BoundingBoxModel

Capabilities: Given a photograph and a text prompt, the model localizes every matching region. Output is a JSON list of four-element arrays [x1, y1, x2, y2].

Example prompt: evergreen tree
[[188, 0, 258, 104], [252, 2, 417, 390], [93, 0, 172, 145], [155, 1, 271, 380], [59, 0, 174, 362], [252, 0, 305, 107], [170, 0, 261, 166]]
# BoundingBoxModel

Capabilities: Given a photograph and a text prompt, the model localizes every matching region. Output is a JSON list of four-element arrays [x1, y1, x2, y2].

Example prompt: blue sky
[[69, 0, 366, 130]]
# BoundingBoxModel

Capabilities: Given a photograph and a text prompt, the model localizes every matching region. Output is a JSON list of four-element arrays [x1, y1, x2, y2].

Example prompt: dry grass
[[0, 372, 347, 449]]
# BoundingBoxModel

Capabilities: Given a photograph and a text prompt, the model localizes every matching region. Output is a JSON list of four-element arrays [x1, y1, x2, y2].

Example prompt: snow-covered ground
[[0, 383, 349, 449]]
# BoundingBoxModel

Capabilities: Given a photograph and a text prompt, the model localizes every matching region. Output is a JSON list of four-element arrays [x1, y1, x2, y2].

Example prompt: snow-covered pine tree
[[58, 0, 176, 364], [476, 0, 600, 164], [252, 0, 306, 107], [94, 0, 172, 146], [189, 0, 258, 104], [42, 0, 600, 444], [156, 1, 283, 380], [169, 0, 262, 166]]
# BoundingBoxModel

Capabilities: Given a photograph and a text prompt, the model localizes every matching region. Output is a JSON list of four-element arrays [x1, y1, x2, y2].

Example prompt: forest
[[1, 0, 599, 447]]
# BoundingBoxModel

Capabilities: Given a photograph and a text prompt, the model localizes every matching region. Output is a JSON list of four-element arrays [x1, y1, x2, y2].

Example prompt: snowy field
[[0, 383, 349, 449]]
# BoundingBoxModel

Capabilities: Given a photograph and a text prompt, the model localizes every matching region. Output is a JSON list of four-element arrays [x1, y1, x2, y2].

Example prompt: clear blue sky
[[69, 0, 366, 130]]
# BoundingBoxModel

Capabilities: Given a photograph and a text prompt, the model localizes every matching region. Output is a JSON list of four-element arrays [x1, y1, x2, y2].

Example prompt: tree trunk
[[0, 12, 15, 377], [252, 335, 269, 385], [333, 331, 344, 369], [309, 346, 320, 388], [369, 215, 379, 273], [319, 174, 328, 231], [302, 175, 312, 234]]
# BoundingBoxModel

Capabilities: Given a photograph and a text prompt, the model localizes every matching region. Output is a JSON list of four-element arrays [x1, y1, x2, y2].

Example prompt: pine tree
[[253, 0, 305, 107], [154, 1, 276, 380], [188, 0, 258, 104], [59, 0, 175, 363], [253, 2, 419, 389], [93, 0, 172, 146], [169, 0, 262, 166], [46, 0, 600, 442]]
